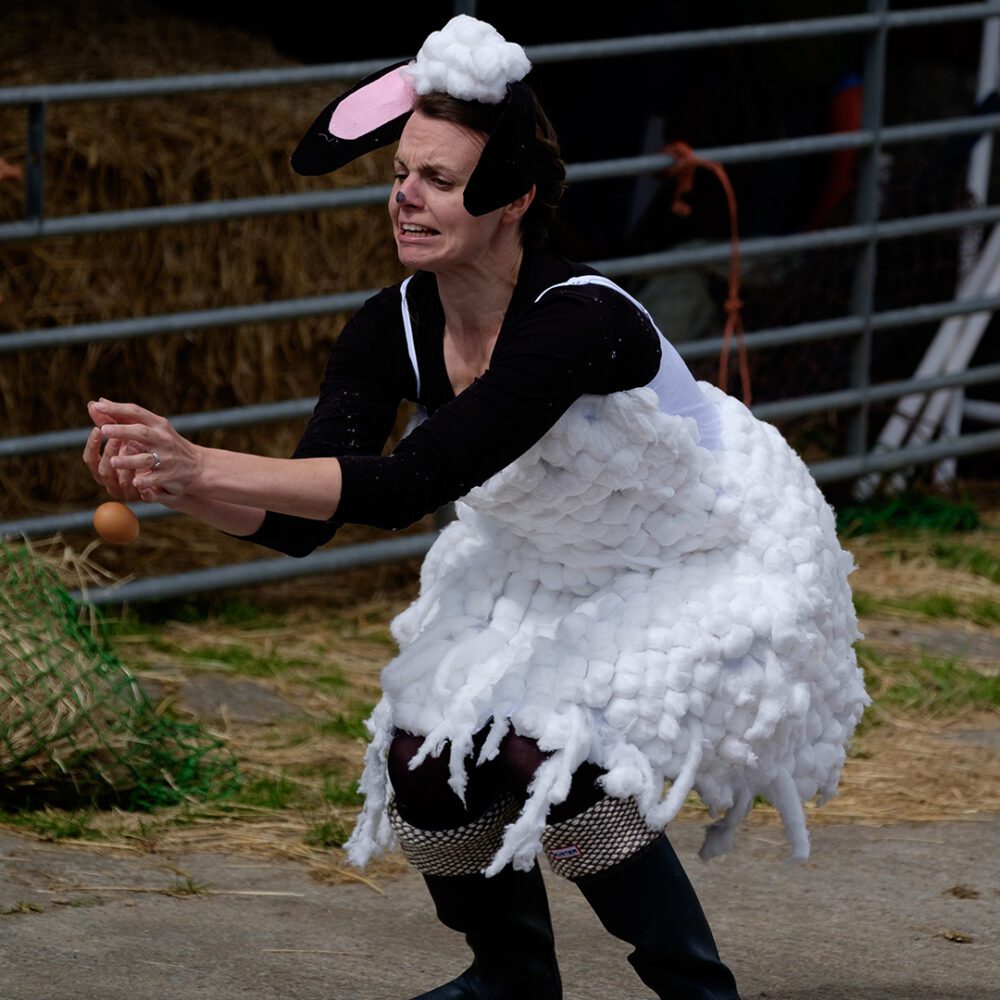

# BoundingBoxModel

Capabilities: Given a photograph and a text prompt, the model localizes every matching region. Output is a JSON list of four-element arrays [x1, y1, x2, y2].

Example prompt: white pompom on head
[[405, 14, 532, 104]]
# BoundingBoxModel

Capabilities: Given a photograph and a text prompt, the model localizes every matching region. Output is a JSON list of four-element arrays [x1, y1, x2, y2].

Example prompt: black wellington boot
[[410, 862, 562, 1000], [576, 835, 740, 1000]]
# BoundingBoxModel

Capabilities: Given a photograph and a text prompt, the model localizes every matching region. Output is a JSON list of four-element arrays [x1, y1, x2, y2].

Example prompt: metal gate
[[2, 2, 999, 603]]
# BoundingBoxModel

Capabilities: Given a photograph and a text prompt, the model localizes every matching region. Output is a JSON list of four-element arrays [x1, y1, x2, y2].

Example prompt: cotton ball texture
[[405, 14, 531, 104], [347, 378, 868, 874]]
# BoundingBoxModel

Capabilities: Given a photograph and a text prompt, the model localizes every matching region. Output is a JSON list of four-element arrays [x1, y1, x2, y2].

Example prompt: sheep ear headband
[[290, 15, 536, 217]]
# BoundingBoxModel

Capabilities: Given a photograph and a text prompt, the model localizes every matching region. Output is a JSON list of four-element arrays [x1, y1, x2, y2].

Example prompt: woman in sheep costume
[[85, 16, 867, 1000]]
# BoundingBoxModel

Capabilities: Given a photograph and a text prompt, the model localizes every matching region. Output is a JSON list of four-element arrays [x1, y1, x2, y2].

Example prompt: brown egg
[[93, 501, 141, 545]]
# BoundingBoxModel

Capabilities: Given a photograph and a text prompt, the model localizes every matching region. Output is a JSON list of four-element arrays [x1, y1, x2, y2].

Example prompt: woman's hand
[[86, 397, 342, 520], [83, 425, 144, 502], [87, 399, 202, 504]]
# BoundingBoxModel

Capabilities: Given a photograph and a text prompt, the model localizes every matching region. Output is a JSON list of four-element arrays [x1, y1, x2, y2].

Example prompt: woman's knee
[[387, 731, 449, 799], [387, 729, 502, 829], [498, 731, 550, 799], [499, 730, 606, 820]]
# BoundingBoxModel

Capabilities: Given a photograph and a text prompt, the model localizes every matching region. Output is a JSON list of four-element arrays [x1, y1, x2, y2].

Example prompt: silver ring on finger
[[150, 451, 162, 471]]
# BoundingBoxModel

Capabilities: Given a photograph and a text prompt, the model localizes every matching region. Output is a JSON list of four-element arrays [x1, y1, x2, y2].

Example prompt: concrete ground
[[1, 816, 998, 1000]]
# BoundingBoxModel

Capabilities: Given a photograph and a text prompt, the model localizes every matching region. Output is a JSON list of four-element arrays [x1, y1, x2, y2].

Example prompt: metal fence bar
[[963, 398, 1000, 422], [9, 203, 1000, 354], [593, 201, 1000, 278], [5, 201, 1000, 321], [67, 531, 438, 606], [681, 290, 1000, 359], [0, 290, 372, 353], [6, 360, 999, 540], [4, 8, 999, 600], [4, 286, 1000, 463], [8, 111, 1000, 245], [753, 362, 1000, 421], [3, 4, 998, 244], [4, 3, 999, 111], [570, 114, 1000, 183], [810, 426, 1000, 482], [0, 398, 319, 459], [527, 4, 1000, 63], [693, 111, 1000, 165], [0, 185, 392, 243], [37, 423, 1000, 607], [0, 504, 175, 539], [0, 58, 401, 107], [847, 0, 890, 459], [25, 102, 45, 221]]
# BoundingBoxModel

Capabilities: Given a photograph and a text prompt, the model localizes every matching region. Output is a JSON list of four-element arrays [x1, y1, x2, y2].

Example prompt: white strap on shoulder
[[534, 273, 653, 320], [534, 273, 722, 451], [399, 275, 421, 399]]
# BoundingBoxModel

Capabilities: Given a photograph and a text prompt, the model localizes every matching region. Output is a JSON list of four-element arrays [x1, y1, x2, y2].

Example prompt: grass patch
[[210, 601, 285, 628], [307, 670, 348, 693], [852, 590, 880, 617], [304, 818, 352, 849], [230, 775, 303, 811], [118, 599, 284, 629], [906, 593, 961, 619], [321, 776, 363, 808], [970, 598, 1000, 626], [860, 647, 1000, 720], [837, 491, 980, 538], [931, 542, 1000, 585], [0, 808, 102, 842], [183, 644, 299, 678], [317, 702, 374, 741], [853, 590, 1000, 626], [100, 618, 176, 653], [357, 629, 397, 649], [277, 727, 317, 750], [224, 771, 362, 813]]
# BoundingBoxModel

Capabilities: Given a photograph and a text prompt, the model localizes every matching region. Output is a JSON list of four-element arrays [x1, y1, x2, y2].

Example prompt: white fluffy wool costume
[[346, 277, 869, 875]]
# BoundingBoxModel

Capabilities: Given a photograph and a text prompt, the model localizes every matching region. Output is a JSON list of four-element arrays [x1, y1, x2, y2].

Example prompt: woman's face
[[389, 112, 509, 273]]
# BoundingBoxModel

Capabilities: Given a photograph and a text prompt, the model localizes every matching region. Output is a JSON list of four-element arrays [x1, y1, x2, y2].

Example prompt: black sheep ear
[[462, 82, 536, 216], [290, 61, 415, 176]]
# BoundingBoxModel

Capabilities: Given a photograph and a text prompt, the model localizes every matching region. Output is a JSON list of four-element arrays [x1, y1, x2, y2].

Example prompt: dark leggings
[[388, 726, 605, 831]]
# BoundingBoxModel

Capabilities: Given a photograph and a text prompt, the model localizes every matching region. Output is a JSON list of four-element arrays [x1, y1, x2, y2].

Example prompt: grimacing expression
[[389, 112, 512, 272]]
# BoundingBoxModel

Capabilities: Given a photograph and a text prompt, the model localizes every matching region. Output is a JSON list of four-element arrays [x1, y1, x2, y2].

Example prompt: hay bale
[[0, 0, 406, 524]]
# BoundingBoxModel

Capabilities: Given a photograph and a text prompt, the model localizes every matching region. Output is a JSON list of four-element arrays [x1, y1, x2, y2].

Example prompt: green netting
[[0, 541, 240, 809]]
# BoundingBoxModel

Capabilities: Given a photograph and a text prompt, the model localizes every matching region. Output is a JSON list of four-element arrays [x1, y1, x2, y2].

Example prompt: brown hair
[[413, 89, 566, 247]]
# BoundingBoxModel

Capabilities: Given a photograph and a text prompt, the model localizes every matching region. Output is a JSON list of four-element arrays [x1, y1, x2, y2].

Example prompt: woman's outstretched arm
[[87, 399, 343, 521]]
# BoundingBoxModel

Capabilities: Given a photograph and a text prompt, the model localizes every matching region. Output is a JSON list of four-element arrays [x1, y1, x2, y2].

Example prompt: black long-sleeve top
[[246, 246, 662, 557]]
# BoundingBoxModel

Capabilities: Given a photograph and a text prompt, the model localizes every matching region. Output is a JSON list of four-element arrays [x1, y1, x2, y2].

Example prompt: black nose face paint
[[396, 190, 406, 204]]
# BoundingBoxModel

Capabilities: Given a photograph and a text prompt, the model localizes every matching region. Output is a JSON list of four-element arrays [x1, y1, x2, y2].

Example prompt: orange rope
[[663, 141, 751, 405], [0, 157, 23, 183]]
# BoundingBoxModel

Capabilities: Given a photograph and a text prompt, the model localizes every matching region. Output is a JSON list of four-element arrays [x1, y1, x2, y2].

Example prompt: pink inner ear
[[329, 66, 416, 140]]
